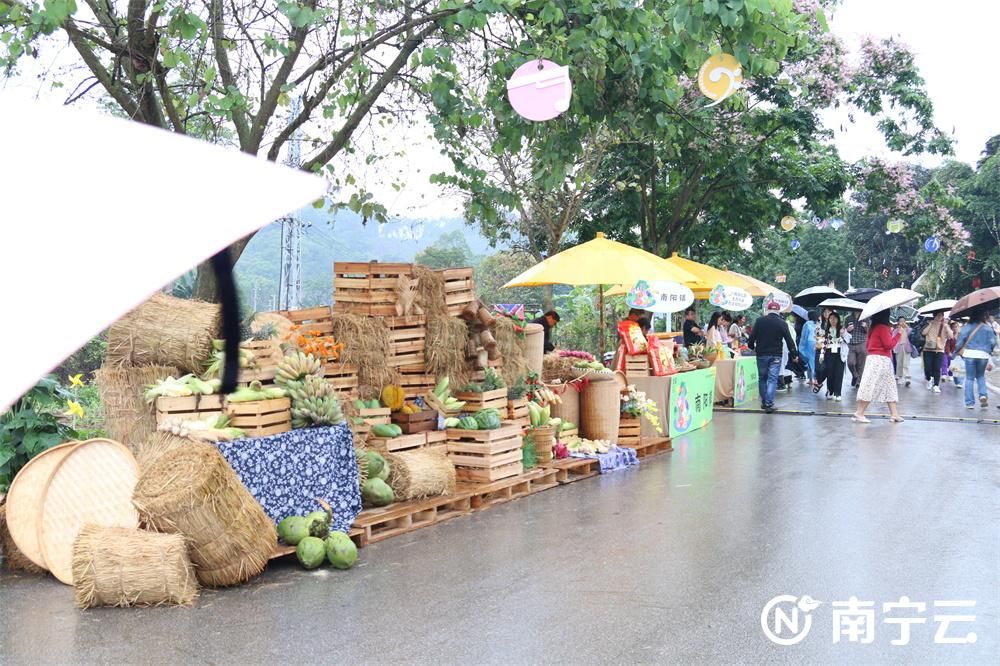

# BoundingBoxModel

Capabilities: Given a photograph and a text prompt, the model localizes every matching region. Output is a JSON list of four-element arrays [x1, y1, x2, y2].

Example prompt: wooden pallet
[[351, 493, 473, 547], [539, 457, 601, 484], [227, 397, 292, 437], [618, 416, 642, 446], [385, 314, 426, 367], [451, 388, 508, 413], [391, 409, 437, 434], [631, 437, 673, 458], [438, 267, 475, 316], [333, 261, 412, 316], [368, 432, 428, 454], [457, 468, 546, 511]]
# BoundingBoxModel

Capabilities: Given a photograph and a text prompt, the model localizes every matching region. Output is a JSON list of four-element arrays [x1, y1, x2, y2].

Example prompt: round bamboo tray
[[4, 441, 80, 570], [38, 439, 140, 585]]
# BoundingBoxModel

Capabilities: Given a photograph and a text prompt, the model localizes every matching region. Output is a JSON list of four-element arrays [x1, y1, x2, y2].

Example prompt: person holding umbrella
[[920, 312, 953, 393], [953, 309, 999, 409], [846, 313, 869, 389], [799, 311, 819, 384], [893, 316, 914, 387]]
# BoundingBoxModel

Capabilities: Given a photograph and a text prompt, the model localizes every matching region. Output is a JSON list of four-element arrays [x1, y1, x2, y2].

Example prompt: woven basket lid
[[38, 439, 140, 585], [5, 441, 80, 570]]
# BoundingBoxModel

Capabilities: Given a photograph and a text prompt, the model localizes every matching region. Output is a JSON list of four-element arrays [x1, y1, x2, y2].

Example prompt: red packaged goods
[[617, 320, 647, 355]]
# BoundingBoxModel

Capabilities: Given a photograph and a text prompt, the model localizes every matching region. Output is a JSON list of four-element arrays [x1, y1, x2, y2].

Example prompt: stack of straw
[[385, 449, 456, 501], [328, 313, 399, 399], [95, 365, 179, 452]]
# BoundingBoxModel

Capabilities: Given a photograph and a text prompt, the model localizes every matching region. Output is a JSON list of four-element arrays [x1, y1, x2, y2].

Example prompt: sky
[[2, 0, 997, 218]]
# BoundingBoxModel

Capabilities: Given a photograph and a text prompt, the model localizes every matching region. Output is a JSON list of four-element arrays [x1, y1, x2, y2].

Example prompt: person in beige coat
[[921, 312, 953, 393]]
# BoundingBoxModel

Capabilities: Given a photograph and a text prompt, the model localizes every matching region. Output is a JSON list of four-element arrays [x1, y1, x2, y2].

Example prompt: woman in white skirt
[[853, 309, 904, 423]]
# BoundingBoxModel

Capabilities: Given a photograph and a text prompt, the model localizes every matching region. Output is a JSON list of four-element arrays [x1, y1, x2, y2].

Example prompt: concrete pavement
[[2, 403, 996, 664]]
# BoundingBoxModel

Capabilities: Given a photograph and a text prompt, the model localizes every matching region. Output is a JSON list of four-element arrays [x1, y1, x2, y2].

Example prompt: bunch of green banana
[[275, 351, 324, 388], [291, 395, 345, 428]]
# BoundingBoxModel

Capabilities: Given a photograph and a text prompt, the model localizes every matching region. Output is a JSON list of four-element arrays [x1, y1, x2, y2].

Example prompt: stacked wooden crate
[[274, 305, 334, 335], [385, 315, 426, 368], [155, 395, 291, 438], [391, 410, 437, 434], [446, 422, 523, 483], [618, 415, 642, 446], [333, 262, 411, 316], [507, 397, 530, 430], [451, 388, 507, 413], [624, 354, 651, 378], [398, 364, 436, 401], [440, 267, 476, 316]]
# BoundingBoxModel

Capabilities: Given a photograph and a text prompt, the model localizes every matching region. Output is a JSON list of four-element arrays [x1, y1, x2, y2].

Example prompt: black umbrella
[[794, 286, 845, 307], [844, 287, 883, 303]]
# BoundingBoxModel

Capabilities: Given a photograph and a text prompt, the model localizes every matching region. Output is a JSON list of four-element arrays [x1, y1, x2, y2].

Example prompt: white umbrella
[[794, 285, 846, 307], [917, 299, 958, 315], [818, 297, 866, 312], [0, 103, 326, 411], [859, 289, 922, 321]]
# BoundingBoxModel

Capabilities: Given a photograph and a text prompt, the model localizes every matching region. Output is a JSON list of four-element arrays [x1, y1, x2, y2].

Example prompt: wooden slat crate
[[618, 415, 642, 446], [446, 423, 524, 483], [424, 430, 447, 453], [369, 432, 427, 454], [507, 397, 529, 429], [241, 339, 281, 369], [272, 306, 334, 335], [358, 407, 390, 426], [624, 354, 651, 377], [333, 261, 412, 316], [557, 427, 579, 441], [398, 364, 436, 401], [451, 388, 508, 413], [235, 365, 277, 386], [155, 395, 224, 425], [226, 397, 292, 437], [385, 314, 426, 367], [470, 358, 504, 383], [391, 409, 437, 434], [438, 267, 475, 316], [324, 362, 359, 396], [526, 425, 555, 463]]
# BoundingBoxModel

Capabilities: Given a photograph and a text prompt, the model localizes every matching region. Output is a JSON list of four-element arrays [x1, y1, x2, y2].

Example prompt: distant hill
[[235, 208, 499, 311]]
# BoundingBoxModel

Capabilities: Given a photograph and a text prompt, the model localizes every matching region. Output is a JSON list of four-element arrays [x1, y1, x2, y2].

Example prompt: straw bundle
[[329, 313, 399, 400], [106, 293, 221, 374], [385, 449, 456, 501], [0, 500, 45, 574], [71, 525, 198, 608], [133, 431, 193, 474], [95, 364, 179, 451], [413, 265, 448, 316], [495, 317, 529, 385], [542, 352, 587, 383], [426, 315, 472, 388], [132, 441, 275, 587]]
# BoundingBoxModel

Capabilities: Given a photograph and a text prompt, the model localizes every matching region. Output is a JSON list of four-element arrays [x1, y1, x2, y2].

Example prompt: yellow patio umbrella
[[693, 269, 784, 299], [502, 233, 699, 357], [604, 256, 761, 296]]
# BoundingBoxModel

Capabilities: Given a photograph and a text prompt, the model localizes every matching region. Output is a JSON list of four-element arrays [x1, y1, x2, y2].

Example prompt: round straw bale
[[328, 314, 399, 399], [426, 315, 472, 388], [95, 364, 179, 451], [106, 292, 221, 374], [71, 525, 198, 608], [0, 500, 45, 574], [132, 441, 275, 587], [495, 317, 529, 385], [412, 265, 448, 316], [384, 449, 456, 501]]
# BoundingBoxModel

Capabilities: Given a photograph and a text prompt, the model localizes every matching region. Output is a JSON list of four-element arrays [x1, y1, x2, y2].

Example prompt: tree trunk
[[542, 285, 554, 312], [192, 236, 253, 303]]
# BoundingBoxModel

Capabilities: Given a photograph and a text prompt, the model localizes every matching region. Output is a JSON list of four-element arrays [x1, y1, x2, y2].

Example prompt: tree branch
[[208, 0, 251, 147], [64, 20, 141, 119]]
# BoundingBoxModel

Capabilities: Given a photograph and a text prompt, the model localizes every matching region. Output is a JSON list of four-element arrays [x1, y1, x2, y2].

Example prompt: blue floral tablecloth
[[215, 423, 361, 533], [570, 446, 639, 473]]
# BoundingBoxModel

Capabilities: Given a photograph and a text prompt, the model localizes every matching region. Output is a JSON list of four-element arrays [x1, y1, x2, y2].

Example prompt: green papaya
[[365, 451, 386, 478], [362, 478, 394, 507], [367, 399, 381, 409], [388, 424, 403, 437], [354, 399, 366, 409], [372, 424, 398, 438]]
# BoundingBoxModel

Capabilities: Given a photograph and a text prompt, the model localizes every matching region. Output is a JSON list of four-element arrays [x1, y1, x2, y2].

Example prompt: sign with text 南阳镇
[[669, 367, 716, 438], [733, 357, 759, 407]]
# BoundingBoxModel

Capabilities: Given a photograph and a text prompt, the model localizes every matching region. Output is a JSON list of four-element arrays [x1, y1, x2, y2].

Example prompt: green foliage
[[53, 333, 107, 381], [414, 231, 474, 269], [506, 375, 529, 400], [521, 436, 537, 470], [0, 376, 80, 492], [474, 251, 542, 309], [552, 286, 628, 356]]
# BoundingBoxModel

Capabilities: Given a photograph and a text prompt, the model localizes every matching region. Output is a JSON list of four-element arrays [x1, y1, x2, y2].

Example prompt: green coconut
[[364, 451, 385, 479], [296, 536, 326, 569], [325, 532, 358, 570], [361, 478, 394, 507], [306, 507, 332, 539], [282, 516, 310, 545]]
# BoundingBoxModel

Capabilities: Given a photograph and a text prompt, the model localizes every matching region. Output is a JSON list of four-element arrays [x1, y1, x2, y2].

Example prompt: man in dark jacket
[[530, 310, 560, 353], [748, 301, 799, 413]]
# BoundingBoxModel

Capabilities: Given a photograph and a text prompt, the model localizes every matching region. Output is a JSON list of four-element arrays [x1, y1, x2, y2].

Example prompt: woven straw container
[[581, 380, 621, 442], [523, 324, 545, 376], [132, 441, 276, 587], [0, 500, 45, 574], [550, 384, 580, 428], [72, 525, 198, 608]]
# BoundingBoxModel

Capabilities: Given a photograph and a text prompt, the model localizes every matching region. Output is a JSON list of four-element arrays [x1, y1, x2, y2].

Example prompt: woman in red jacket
[[853, 309, 904, 423]]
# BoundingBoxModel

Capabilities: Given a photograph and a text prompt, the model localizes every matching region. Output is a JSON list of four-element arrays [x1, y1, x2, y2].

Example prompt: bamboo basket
[[550, 384, 581, 428], [581, 380, 621, 442], [523, 323, 545, 376]]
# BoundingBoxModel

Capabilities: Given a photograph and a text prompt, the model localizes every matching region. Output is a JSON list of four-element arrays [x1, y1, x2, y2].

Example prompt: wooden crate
[[241, 339, 281, 368], [358, 407, 390, 426], [398, 363, 436, 401], [385, 314, 426, 367], [618, 415, 642, 446], [526, 425, 555, 463], [333, 261, 412, 316], [451, 388, 508, 413], [457, 461, 523, 483], [155, 395, 224, 425], [226, 397, 291, 437], [369, 432, 427, 454], [557, 427, 579, 441], [324, 361, 359, 396], [273, 306, 334, 335], [235, 365, 277, 386], [624, 354, 651, 377], [507, 397, 529, 423], [424, 430, 447, 453], [438, 267, 475, 316], [446, 423, 524, 483], [391, 409, 437, 434]]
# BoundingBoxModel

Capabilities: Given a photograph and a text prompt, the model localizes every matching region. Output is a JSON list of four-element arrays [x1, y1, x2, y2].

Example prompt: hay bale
[[132, 441, 275, 587], [426, 315, 472, 388], [542, 352, 587, 383], [71, 525, 198, 608], [106, 293, 221, 374], [385, 449, 456, 501], [413, 265, 448, 316], [134, 431, 193, 474], [329, 313, 399, 399], [0, 500, 45, 574], [95, 364, 180, 451], [495, 317, 529, 385]]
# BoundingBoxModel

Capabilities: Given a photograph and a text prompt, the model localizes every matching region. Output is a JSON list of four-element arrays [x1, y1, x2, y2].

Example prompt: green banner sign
[[733, 357, 759, 407], [669, 367, 716, 438]]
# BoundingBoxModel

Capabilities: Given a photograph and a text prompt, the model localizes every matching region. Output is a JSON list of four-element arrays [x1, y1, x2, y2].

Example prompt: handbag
[[953, 324, 984, 359]]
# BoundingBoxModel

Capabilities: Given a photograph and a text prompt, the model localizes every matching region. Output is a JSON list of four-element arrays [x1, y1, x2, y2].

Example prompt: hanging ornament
[[697, 53, 743, 107], [924, 236, 941, 253], [830, 218, 845, 230], [790, 239, 801, 251], [972, 276, 982, 289], [780, 215, 797, 231], [882, 268, 889, 278], [886, 218, 905, 234], [967, 250, 977, 260], [816, 219, 829, 230], [809, 215, 822, 227], [506, 60, 572, 122], [896, 267, 900, 275], [912, 270, 918, 279], [775, 274, 787, 283]]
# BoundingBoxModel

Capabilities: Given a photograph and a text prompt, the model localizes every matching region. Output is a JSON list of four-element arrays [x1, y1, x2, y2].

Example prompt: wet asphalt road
[[1, 368, 997, 664]]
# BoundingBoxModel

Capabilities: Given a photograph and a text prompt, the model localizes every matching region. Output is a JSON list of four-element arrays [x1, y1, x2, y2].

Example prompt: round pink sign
[[506, 59, 572, 122]]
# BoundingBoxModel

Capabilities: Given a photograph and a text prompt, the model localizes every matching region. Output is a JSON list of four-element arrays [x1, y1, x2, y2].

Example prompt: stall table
[[714, 356, 759, 407], [628, 366, 716, 439]]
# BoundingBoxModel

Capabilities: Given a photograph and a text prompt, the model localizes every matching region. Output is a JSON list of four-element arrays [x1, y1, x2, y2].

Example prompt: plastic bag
[[617, 320, 647, 355]]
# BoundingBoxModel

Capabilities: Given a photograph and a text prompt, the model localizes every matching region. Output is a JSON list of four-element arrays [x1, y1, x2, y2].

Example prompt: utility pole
[[278, 97, 303, 311]]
